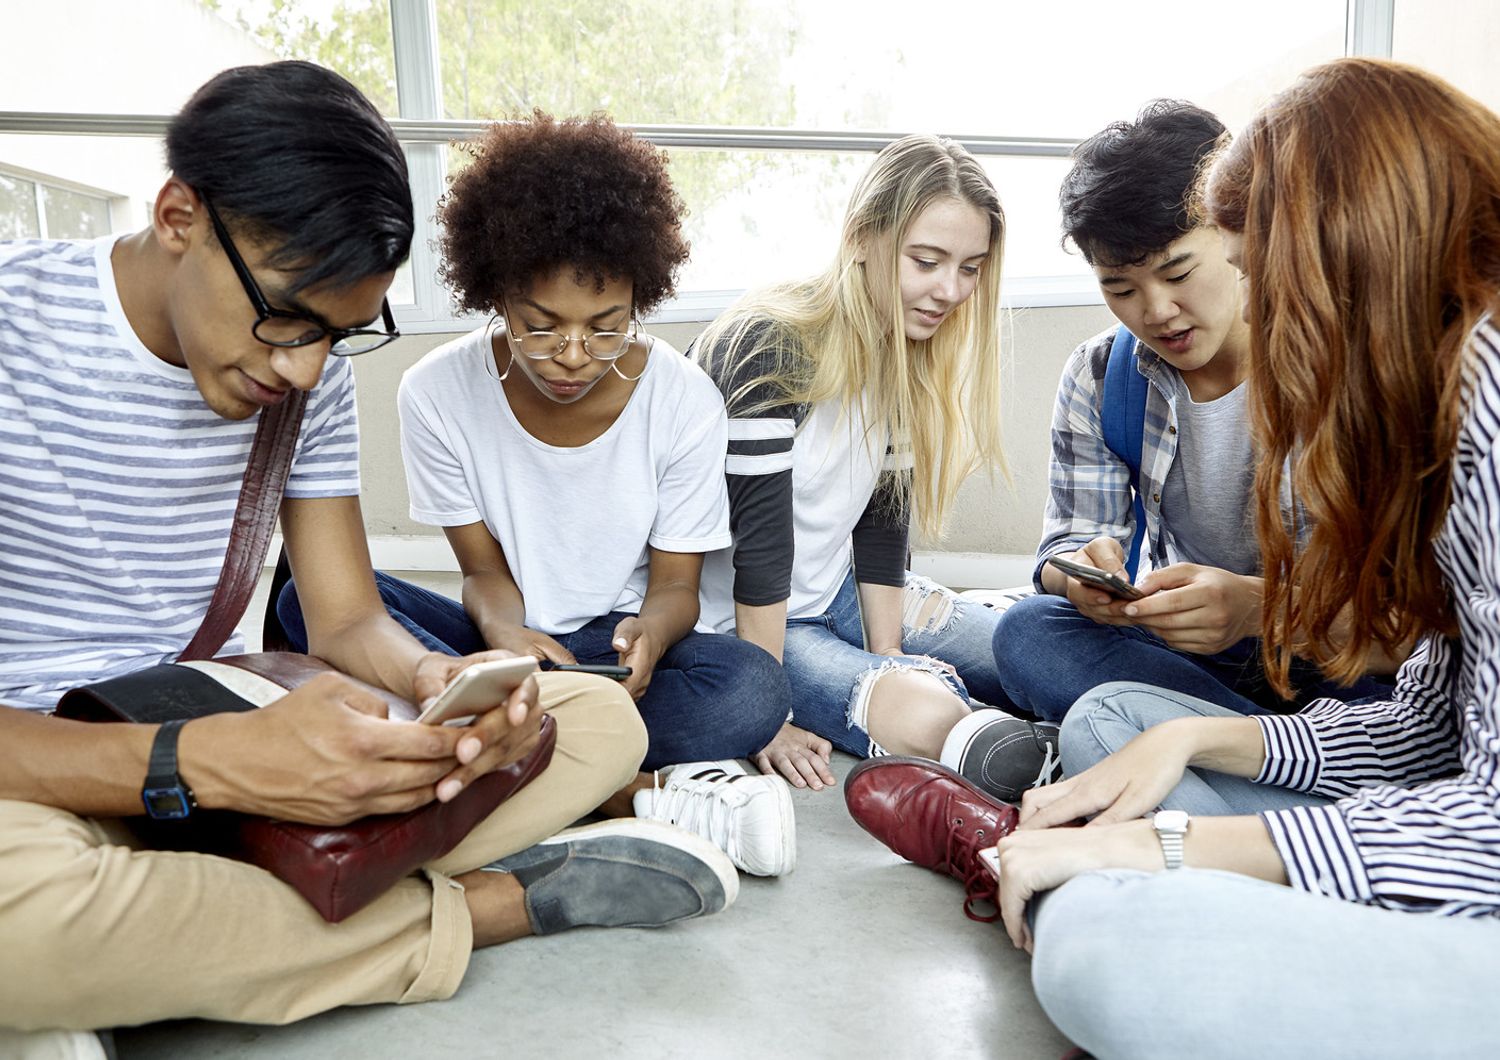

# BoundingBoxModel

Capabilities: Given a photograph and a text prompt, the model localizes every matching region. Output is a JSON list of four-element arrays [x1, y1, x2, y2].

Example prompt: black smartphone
[[1046, 555, 1146, 600], [552, 663, 633, 681]]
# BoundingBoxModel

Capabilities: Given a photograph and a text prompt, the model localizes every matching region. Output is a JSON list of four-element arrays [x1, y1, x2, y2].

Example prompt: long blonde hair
[[1205, 58, 1500, 694], [695, 135, 1006, 539]]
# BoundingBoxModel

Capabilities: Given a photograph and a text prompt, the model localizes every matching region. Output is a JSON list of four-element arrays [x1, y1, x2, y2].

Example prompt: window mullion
[[389, 0, 449, 323], [1346, 0, 1395, 56]]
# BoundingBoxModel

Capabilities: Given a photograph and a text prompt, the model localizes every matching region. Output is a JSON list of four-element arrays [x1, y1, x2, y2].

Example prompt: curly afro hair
[[439, 112, 689, 316]]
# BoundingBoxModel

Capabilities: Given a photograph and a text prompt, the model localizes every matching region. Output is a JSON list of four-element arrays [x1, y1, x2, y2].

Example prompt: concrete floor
[[112, 573, 1073, 1059]]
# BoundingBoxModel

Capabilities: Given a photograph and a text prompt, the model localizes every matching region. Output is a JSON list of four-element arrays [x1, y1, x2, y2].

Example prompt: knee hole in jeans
[[846, 657, 960, 757]]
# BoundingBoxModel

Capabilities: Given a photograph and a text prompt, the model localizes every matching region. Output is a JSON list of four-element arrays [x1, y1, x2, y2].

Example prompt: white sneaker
[[633, 760, 796, 877]]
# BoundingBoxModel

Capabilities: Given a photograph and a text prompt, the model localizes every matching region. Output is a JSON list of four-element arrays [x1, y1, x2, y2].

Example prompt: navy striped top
[[0, 237, 360, 711], [1256, 315, 1500, 917]]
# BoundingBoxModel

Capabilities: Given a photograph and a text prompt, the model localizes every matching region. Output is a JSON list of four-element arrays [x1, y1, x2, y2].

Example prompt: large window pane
[[1, 1, 396, 117], [40, 185, 112, 240], [432, 0, 1343, 137], [0, 134, 161, 235], [659, 148, 1077, 294], [435, 0, 796, 125], [1393, 0, 1500, 114], [0, 173, 41, 241]]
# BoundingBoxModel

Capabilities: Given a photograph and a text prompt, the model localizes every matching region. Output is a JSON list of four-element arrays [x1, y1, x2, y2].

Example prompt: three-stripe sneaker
[[633, 760, 796, 877]]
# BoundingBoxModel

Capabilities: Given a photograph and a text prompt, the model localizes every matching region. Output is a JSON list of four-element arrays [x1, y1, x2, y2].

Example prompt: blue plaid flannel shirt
[[1032, 325, 1295, 592], [1032, 326, 1185, 591]]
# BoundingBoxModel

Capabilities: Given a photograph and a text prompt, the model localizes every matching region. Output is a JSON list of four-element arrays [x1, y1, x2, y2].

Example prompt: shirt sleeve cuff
[[648, 530, 734, 553], [1259, 804, 1374, 903], [1254, 713, 1323, 790], [408, 504, 483, 527]]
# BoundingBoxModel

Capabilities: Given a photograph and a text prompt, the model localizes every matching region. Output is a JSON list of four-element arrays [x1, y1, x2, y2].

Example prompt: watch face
[[1154, 810, 1190, 834], [143, 786, 193, 820]]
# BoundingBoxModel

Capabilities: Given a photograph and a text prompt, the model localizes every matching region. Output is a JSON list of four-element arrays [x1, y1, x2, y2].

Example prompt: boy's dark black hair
[[166, 61, 412, 294], [1059, 100, 1226, 267]]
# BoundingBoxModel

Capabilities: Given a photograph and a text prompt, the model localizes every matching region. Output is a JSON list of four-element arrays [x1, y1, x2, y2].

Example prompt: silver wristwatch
[[1152, 810, 1190, 870]]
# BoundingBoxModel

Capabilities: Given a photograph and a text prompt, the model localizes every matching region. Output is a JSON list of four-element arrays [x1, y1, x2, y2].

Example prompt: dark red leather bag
[[55, 391, 555, 923]]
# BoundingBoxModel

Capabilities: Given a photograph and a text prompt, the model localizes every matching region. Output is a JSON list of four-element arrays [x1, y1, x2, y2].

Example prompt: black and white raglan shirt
[[1253, 315, 1500, 919], [696, 320, 910, 634]]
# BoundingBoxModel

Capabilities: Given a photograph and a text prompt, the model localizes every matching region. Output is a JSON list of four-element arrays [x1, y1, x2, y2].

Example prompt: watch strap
[[1158, 829, 1185, 870], [142, 719, 196, 820]]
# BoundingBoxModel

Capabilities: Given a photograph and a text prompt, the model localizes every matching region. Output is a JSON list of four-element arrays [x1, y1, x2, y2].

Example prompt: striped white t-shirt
[[1254, 314, 1500, 919], [0, 236, 360, 712]]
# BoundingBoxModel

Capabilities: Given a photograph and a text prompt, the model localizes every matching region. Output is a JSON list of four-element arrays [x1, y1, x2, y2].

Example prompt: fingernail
[[457, 736, 481, 763], [613, 639, 627, 648], [437, 778, 462, 802], [1124, 605, 1138, 616]]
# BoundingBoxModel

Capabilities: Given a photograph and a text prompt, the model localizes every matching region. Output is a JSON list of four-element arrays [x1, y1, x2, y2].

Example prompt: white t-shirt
[[399, 326, 732, 635], [698, 392, 901, 634], [0, 237, 361, 712]]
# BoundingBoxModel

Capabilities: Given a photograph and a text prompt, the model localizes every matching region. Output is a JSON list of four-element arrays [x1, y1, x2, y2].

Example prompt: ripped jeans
[[782, 570, 1006, 757]]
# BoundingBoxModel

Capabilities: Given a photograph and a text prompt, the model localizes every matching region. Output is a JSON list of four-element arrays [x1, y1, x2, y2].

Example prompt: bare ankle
[[599, 771, 656, 818], [455, 868, 532, 948]]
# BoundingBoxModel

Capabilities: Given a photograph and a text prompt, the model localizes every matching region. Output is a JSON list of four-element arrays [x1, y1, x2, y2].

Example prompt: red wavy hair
[[1205, 58, 1500, 695]]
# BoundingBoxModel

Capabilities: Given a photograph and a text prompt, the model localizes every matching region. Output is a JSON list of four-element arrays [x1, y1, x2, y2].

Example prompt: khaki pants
[[0, 673, 646, 1031]]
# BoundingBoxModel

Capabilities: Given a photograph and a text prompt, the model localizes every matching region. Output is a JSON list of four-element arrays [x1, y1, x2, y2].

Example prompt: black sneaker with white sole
[[939, 709, 1063, 803]]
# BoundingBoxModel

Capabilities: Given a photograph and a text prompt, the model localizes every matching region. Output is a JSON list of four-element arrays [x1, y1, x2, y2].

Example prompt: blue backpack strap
[[1100, 327, 1150, 580]]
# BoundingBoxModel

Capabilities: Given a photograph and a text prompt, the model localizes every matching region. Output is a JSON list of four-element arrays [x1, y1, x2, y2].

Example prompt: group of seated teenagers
[[1, 52, 1497, 1057]]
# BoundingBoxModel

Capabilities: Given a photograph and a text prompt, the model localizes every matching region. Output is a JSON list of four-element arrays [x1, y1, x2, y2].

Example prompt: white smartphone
[[978, 845, 1001, 880], [416, 656, 539, 726], [1046, 555, 1146, 601]]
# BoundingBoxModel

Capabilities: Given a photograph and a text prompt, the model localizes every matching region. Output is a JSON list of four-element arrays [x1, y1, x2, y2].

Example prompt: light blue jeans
[[781, 571, 1004, 757], [1034, 869, 1500, 1058], [1033, 682, 1500, 1057], [1058, 681, 1330, 815]]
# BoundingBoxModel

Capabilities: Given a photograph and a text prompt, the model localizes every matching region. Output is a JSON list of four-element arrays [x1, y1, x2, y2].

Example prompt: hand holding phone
[[1046, 555, 1146, 601], [416, 656, 539, 725]]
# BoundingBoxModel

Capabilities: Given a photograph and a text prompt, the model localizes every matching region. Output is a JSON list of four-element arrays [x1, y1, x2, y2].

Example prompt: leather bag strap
[[179, 390, 309, 662]]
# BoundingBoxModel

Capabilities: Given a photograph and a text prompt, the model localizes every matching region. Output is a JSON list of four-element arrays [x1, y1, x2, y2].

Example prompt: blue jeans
[[782, 571, 1004, 758], [1058, 681, 1329, 815], [277, 572, 789, 772], [1034, 682, 1500, 1058], [992, 594, 1392, 723], [1033, 867, 1500, 1059]]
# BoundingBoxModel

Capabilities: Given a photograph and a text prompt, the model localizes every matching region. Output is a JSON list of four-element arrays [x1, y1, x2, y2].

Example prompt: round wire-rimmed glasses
[[500, 301, 638, 362]]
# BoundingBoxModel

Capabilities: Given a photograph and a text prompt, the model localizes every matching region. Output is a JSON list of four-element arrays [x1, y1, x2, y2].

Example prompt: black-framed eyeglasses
[[500, 299, 638, 362], [201, 195, 400, 358]]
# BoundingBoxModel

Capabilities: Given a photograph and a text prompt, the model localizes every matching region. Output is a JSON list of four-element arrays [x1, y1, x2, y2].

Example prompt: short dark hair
[[438, 112, 688, 316], [1059, 100, 1226, 267], [166, 61, 412, 294]]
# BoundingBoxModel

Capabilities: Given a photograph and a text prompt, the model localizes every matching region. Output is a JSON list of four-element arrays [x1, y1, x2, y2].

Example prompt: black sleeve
[[694, 321, 807, 606], [851, 472, 909, 587]]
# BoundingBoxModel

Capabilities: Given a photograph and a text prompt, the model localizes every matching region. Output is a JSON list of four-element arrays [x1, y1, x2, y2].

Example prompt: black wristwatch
[[142, 719, 197, 821]]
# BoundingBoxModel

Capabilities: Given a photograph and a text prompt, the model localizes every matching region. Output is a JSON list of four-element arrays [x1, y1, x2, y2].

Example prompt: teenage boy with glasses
[[0, 62, 735, 1050]]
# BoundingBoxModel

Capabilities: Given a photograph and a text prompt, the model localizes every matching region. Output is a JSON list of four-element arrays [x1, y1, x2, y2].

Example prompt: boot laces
[[945, 807, 1000, 923]]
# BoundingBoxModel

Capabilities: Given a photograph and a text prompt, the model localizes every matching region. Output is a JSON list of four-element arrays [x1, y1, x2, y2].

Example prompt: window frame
[[0, 0, 1395, 329]]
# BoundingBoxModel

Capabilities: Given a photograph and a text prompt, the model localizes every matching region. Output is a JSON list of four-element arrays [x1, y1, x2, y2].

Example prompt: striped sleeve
[[697, 322, 805, 607], [1254, 320, 1500, 916], [284, 354, 360, 498]]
